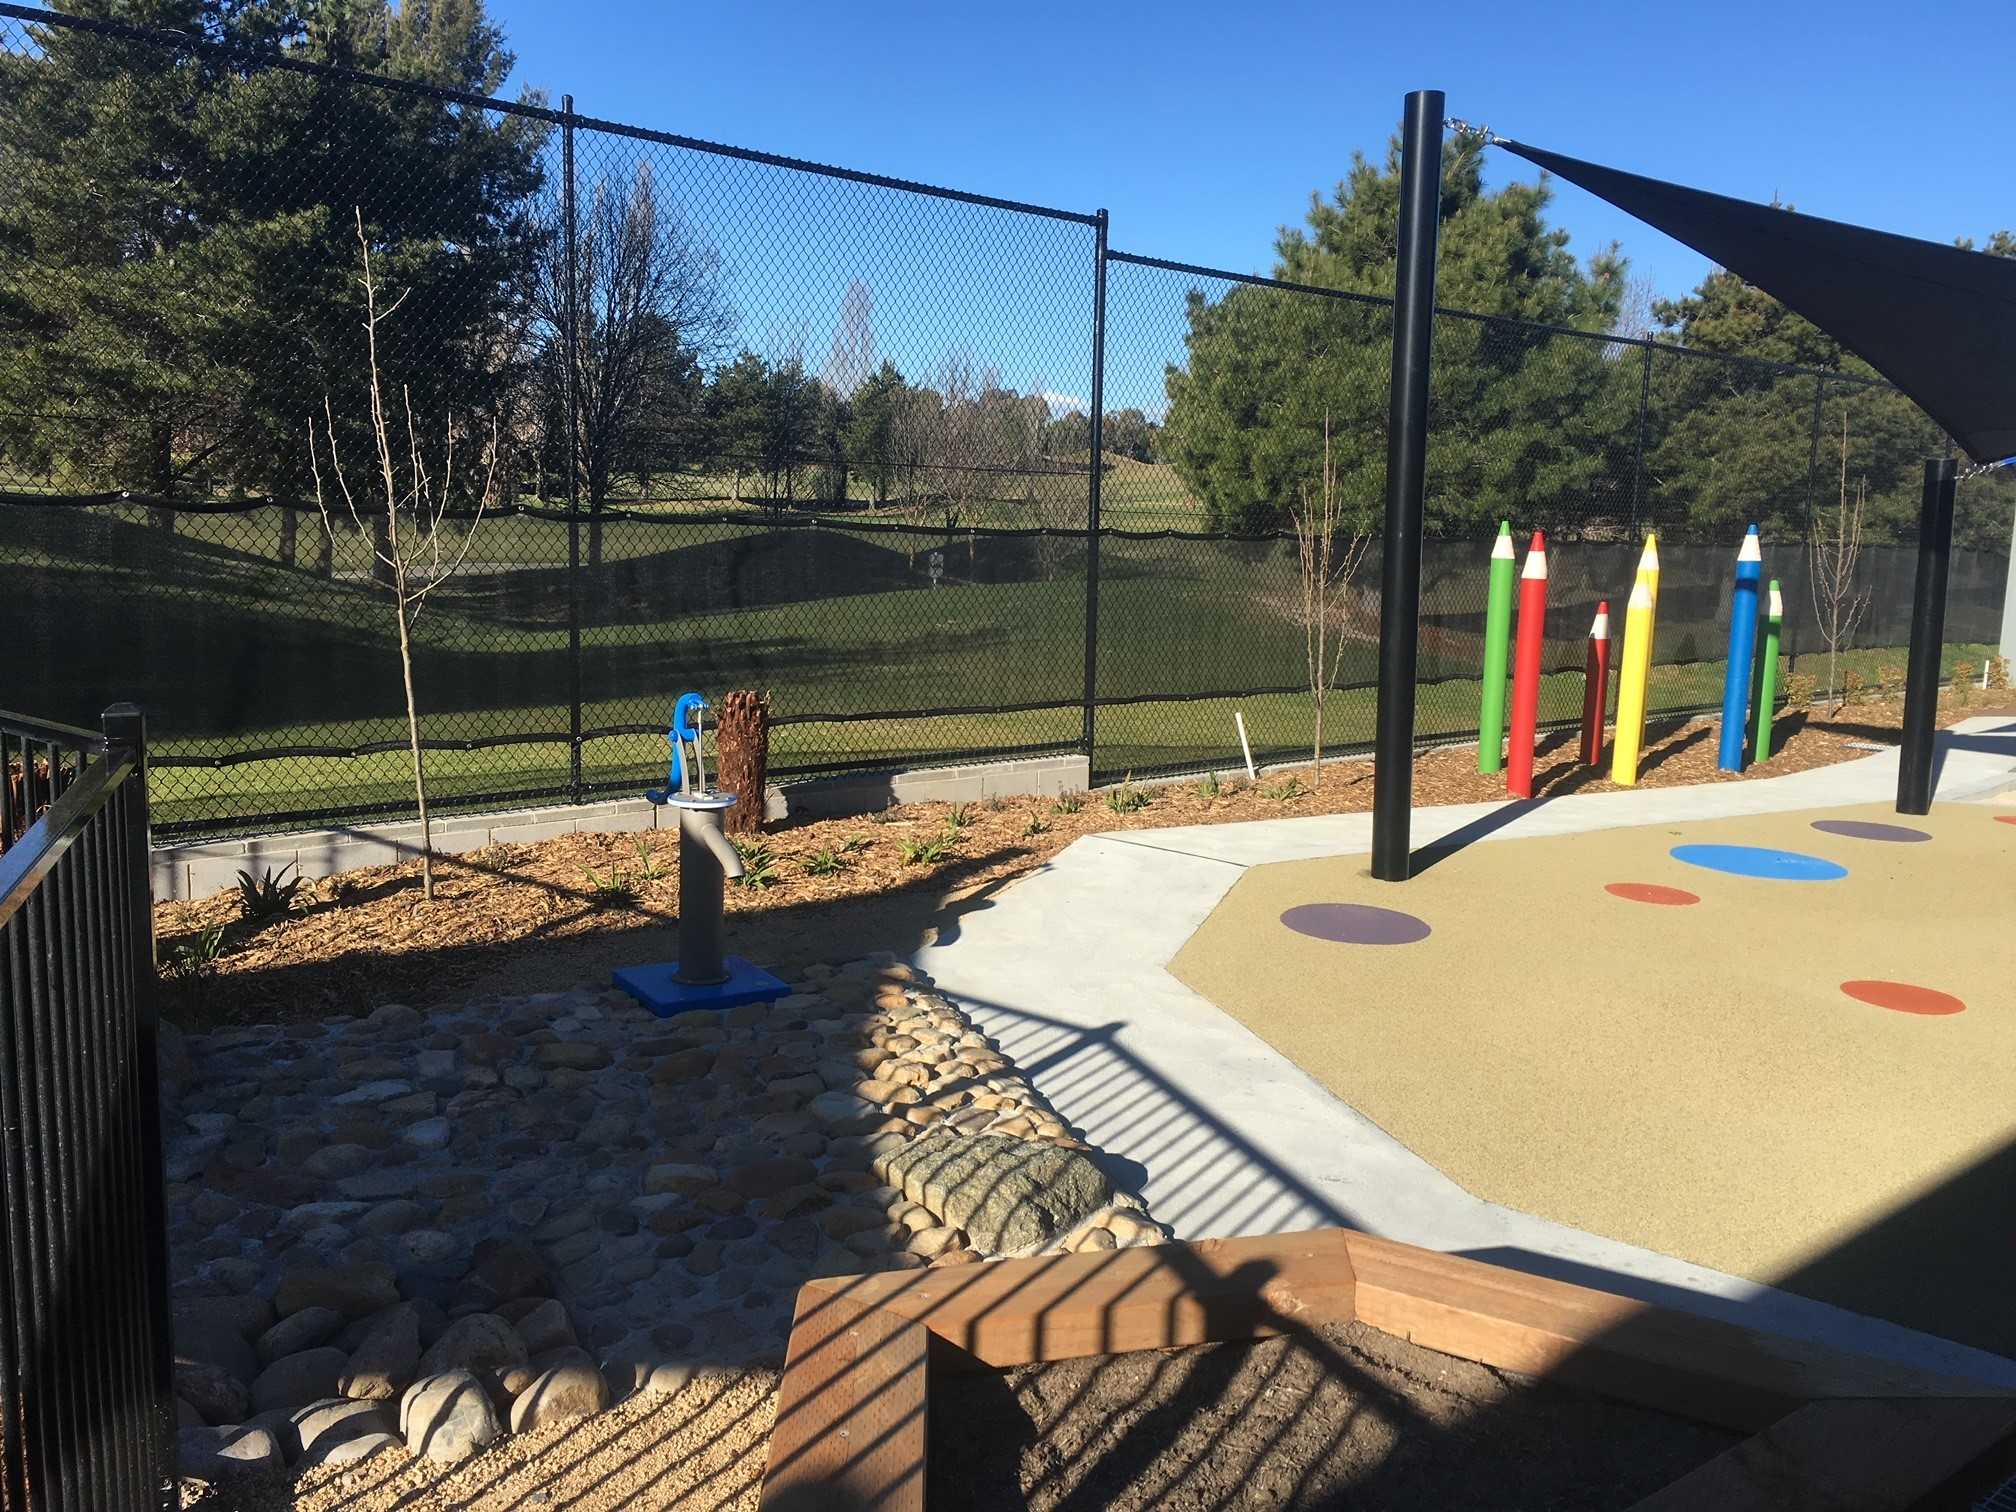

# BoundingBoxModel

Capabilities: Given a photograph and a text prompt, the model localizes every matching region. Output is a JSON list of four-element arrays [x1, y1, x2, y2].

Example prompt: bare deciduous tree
[[1290, 415, 1371, 787], [309, 211, 499, 903], [534, 162, 731, 561], [1809, 413, 1872, 713]]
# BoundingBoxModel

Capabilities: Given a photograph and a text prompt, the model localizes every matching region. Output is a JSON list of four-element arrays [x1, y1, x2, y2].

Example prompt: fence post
[[1805, 372, 1826, 534], [100, 702, 175, 1500], [1081, 208, 1108, 770], [1630, 343, 1652, 537], [562, 94, 584, 805]]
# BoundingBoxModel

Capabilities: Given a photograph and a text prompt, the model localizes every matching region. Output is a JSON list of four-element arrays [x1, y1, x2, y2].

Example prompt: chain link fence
[[3, 4, 2008, 836]]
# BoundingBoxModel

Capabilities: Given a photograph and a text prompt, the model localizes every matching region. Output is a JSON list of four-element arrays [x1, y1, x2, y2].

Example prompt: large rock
[[509, 1299, 576, 1357], [274, 1262, 399, 1319], [174, 1321, 257, 1387], [339, 1304, 420, 1401], [507, 1359, 609, 1433], [250, 1347, 349, 1415], [466, 1238, 550, 1304], [175, 1295, 276, 1346], [256, 1305, 343, 1365], [178, 1423, 284, 1478], [292, 1397, 393, 1463], [401, 1370, 501, 1464], [416, 1313, 525, 1379], [873, 1131, 1115, 1255], [724, 1156, 816, 1200], [173, 1358, 249, 1425]]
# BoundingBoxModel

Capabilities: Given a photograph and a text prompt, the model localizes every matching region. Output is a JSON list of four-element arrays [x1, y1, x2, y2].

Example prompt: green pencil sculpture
[[1477, 520, 1516, 774], [1753, 578, 1784, 762]]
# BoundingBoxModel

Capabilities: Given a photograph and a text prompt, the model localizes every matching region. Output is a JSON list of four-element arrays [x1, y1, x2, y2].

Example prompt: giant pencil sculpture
[[1637, 532, 1660, 748], [1477, 521, 1516, 774], [1753, 578, 1784, 763], [1579, 600, 1611, 767], [1506, 531, 1548, 799], [1717, 525, 1763, 771], [1609, 548, 1657, 786]]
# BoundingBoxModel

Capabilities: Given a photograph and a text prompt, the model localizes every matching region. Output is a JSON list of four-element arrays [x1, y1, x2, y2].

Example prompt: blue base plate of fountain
[[612, 957, 790, 1018]]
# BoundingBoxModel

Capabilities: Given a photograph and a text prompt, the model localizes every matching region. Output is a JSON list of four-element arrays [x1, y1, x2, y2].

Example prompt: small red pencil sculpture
[[1505, 530, 1548, 799], [1579, 600, 1611, 767]]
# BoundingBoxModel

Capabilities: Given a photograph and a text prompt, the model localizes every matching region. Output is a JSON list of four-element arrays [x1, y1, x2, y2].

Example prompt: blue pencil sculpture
[[1717, 524, 1763, 771]]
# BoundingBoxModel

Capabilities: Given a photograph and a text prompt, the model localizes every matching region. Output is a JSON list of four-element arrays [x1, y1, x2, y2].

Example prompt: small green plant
[[899, 835, 953, 866], [160, 924, 226, 985], [804, 847, 843, 876], [631, 837, 670, 882], [1989, 656, 2010, 692], [840, 833, 872, 854], [1260, 776, 1305, 802], [1840, 668, 1865, 707], [1021, 814, 1050, 838], [1052, 792, 1083, 815], [1196, 770, 1221, 799], [1781, 671, 1817, 709], [581, 865, 640, 909], [1104, 778, 1148, 815], [1951, 663, 1977, 706], [734, 840, 778, 889], [943, 803, 974, 833], [983, 795, 1006, 813], [870, 804, 899, 825], [234, 862, 303, 923]]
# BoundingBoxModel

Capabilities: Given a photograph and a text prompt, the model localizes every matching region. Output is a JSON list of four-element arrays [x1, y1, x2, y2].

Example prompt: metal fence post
[[1897, 458, 1956, 814], [562, 94, 584, 805], [1631, 343, 1653, 537], [99, 701, 174, 1506], [1081, 208, 1108, 769]]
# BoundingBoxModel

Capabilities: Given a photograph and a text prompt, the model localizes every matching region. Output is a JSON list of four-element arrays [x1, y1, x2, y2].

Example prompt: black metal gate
[[0, 706, 174, 1511]]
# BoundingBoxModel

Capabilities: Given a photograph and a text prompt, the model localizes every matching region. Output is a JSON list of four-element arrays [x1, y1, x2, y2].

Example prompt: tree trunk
[[714, 689, 770, 837], [372, 514, 394, 586], [278, 508, 298, 569], [313, 521, 333, 578], [394, 590, 435, 901]]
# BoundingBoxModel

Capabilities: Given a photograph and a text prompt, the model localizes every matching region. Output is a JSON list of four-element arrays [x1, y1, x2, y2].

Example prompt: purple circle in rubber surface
[[1810, 819, 1932, 843], [1280, 903, 1432, 945]]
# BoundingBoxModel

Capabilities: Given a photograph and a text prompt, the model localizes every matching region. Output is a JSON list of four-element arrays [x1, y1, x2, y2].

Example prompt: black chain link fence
[[3, 5, 2008, 836]]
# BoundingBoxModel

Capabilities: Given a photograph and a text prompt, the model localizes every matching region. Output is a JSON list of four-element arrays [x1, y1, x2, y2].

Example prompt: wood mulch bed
[[155, 693, 2003, 1030], [927, 1318, 1741, 1510]]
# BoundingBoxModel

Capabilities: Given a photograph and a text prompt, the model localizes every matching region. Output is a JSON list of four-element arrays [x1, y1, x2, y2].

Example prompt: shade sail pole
[[1897, 457, 1956, 815], [1370, 90, 1443, 882]]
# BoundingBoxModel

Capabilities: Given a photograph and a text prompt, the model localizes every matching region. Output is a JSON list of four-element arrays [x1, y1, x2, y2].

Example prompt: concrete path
[[911, 718, 2016, 1387]]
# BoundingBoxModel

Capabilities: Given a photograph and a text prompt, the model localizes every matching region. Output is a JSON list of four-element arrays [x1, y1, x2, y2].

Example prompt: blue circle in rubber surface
[[1669, 843, 1847, 881]]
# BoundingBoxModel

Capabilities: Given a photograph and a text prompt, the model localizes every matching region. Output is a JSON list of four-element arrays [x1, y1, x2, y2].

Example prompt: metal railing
[[0, 705, 174, 1512]]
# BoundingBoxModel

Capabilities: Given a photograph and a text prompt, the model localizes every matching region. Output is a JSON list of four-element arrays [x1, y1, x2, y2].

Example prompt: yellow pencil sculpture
[[1636, 531, 1660, 747], [1609, 571, 1656, 786]]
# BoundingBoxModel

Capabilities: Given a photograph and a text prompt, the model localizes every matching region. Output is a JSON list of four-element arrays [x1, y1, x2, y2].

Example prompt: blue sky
[[486, 0, 2011, 412]]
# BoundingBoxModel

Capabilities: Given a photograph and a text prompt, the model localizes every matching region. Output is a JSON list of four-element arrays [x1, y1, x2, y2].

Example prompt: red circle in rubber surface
[[1996, 815, 2016, 826], [1839, 980, 1965, 1016], [1604, 882, 1700, 906]]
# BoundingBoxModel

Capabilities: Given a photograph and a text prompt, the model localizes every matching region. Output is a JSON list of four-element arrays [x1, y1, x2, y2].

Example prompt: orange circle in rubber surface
[[1839, 980, 1965, 1016], [1604, 882, 1700, 906]]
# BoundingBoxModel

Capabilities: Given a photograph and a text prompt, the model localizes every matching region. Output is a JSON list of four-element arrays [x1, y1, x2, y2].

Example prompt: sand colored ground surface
[[1170, 801, 2015, 1352]]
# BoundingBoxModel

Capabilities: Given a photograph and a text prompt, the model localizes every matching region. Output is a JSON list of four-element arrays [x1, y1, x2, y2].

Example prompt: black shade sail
[[1496, 139, 2016, 464]]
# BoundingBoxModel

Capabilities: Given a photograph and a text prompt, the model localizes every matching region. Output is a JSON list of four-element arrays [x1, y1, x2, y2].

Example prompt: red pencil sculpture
[[1506, 530, 1549, 799], [1579, 600, 1611, 767]]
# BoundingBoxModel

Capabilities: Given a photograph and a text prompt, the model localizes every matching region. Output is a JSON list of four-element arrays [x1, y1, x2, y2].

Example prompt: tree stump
[[714, 690, 771, 836]]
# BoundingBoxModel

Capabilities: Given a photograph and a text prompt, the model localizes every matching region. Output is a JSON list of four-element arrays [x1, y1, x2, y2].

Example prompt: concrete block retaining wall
[[151, 754, 1091, 901]]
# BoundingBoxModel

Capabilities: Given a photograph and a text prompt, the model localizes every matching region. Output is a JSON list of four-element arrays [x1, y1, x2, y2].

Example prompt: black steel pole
[[1897, 457, 1956, 814], [1082, 208, 1108, 768], [1630, 343, 1652, 538], [563, 94, 584, 805], [1370, 91, 1443, 882]]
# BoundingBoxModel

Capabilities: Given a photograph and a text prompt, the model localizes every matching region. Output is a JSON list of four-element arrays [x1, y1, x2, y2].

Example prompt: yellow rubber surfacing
[[1169, 802, 2014, 1335]]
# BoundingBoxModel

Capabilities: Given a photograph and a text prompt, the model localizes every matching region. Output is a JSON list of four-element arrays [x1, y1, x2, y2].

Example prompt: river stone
[[725, 1156, 816, 1199], [507, 1359, 609, 1433], [416, 1313, 525, 1378], [642, 1162, 714, 1196], [872, 1131, 1115, 1255], [292, 1396, 391, 1461], [176, 1294, 276, 1343], [466, 1238, 550, 1304], [250, 1346, 349, 1414], [339, 1304, 420, 1401], [173, 1358, 249, 1425], [510, 1299, 576, 1356], [178, 1423, 284, 1478], [256, 1306, 343, 1365], [174, 1319, 257, 1385], [275, 1262, 399, 1319], [401, 1370, 501, 1463], [534, 1042, 611, 1071], [318, 1430, 401, 1467]]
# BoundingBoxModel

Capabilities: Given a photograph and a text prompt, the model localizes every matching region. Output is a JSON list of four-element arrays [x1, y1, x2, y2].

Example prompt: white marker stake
[[1234, 711, 1256, 781]]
